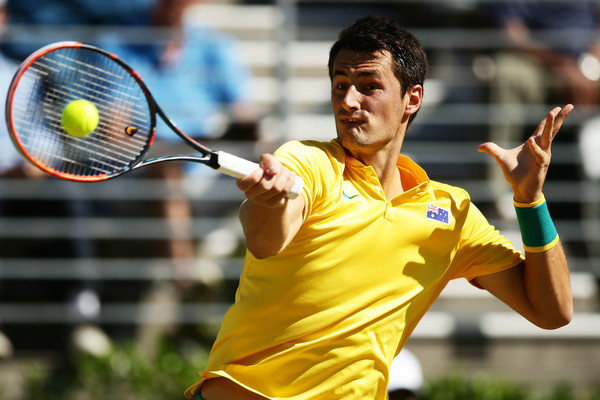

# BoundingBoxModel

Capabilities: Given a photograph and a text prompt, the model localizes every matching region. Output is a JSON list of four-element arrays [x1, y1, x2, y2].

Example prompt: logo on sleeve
[[426, 204, 449, 224]]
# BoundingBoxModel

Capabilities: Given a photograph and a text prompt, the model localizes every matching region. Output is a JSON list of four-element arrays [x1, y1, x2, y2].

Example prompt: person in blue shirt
[[103, 0, 254, 140], [99, 0, 256, 290]]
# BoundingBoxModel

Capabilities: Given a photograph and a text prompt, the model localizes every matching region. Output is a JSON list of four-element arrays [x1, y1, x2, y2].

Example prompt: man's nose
[[342, 85, 360, 111]]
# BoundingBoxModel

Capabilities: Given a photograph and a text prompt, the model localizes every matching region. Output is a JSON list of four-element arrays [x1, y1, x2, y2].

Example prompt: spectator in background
[[6, 0, 255, 280], [1, 0, 100, 358], [99, 0, 255, 279], [0, 0, 43, 178], [4, 0, 256, 137], [4, 0, 255, 140], [3, 0, 255, 349], [103, 0, 256, 141], [485, 1, 600, 218], [98, 0, 256, 348]]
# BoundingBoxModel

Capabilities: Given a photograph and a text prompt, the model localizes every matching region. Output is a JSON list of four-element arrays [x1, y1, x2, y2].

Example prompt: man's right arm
[[237, 154, 305, 259]]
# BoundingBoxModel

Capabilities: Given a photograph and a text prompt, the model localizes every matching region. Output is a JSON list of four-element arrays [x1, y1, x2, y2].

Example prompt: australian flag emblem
[[426, 204, 449, 224]]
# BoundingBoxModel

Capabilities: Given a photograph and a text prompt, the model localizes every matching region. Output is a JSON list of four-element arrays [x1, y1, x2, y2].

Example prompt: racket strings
[[10, 46, 153, 178], [13, 61, 139, 174]]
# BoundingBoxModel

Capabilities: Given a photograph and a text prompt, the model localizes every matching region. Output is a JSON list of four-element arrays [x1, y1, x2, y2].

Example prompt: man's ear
[[404, 84, 423, 116]]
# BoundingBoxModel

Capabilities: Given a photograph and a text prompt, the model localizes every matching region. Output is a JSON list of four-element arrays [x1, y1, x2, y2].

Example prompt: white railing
[[0, 1, 598, 340]]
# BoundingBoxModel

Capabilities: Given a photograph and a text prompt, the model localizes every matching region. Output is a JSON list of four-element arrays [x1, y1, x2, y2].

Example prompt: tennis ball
[[61, 99, 99, 137]]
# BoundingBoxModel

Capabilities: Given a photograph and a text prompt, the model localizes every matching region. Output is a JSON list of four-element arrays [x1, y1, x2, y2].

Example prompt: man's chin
[[337, 135, 372, 159], [338, 129, 367, 145]]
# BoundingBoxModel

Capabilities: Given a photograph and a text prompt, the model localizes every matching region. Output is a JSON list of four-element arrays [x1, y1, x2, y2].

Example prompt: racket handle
[[215, 151, 303, 199]]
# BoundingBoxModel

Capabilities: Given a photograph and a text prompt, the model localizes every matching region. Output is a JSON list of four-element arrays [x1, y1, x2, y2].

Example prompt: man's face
[[331, 49, 410, 159]]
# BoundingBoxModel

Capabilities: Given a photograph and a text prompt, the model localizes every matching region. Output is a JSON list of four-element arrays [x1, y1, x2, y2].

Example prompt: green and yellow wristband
[[514, 194, 559, 253]]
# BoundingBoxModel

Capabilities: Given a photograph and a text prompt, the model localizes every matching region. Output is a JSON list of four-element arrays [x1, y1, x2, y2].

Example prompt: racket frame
[[5, 41, 302, 198]]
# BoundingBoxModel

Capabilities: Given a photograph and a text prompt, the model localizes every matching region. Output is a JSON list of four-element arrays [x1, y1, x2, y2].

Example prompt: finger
[[237, 154, 280, 196], [550, 104, 574, 139], [240, 164, 295, 207], [248, 173, 290, 206], [477, 141, 505, 161], [259, 153, 281, 177], [478, 141, 513, 181], [538, 108, 559, 150], [540, 104, 575, 150], [532, 110, 551, 138], [527, 136, 550, 166], [237, 167, 265, 193], [251, 189, 288, 207]]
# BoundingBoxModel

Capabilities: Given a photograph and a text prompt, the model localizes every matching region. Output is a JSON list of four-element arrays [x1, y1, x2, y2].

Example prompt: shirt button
[[375, 186, 382, 192]]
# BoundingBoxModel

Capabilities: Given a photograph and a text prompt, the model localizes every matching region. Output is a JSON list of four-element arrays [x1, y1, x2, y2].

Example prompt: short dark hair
[[328, 16, 428, 124]]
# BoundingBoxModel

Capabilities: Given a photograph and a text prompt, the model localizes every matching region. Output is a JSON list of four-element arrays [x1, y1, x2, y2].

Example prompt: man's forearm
[[239, 196, 304, 259], [523, 242, 573, 329]]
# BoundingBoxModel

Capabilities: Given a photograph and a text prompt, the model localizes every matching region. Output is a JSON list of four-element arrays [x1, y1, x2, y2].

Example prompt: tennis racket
[[5, 41, 302, 198]]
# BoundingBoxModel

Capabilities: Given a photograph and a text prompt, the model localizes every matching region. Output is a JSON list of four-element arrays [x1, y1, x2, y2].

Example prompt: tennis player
[[186, 16, 573, 400]]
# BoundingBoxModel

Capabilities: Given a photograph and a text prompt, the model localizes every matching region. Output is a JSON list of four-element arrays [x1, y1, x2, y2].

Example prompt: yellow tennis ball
[[61, 99, 99, 137]]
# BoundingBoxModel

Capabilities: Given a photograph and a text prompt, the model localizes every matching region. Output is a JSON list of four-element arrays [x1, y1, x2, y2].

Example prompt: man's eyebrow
[[332, 69, 348, 78], [332, 68, 381, 78]]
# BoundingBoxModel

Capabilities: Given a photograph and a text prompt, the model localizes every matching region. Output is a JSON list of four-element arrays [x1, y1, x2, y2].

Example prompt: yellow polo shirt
[[185, 139, 523, 399]]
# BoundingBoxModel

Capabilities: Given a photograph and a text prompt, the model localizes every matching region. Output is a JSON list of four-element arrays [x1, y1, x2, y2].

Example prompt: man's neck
[[346, 147, 404, 200], [379, 161, 404, 199]]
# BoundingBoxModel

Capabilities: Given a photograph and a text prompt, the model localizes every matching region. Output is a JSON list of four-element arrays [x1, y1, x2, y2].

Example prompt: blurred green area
[[3, 336, 600, 400], [422, 375, 600, 400], [15, 338, 209, 400]]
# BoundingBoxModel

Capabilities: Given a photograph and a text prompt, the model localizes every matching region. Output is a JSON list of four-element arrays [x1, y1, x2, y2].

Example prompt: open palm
[[478, 105, 574, 204]]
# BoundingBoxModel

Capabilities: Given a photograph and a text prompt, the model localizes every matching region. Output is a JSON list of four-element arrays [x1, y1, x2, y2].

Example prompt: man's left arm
[[475, 105, 574, 329], [473, 243, 572, 329]]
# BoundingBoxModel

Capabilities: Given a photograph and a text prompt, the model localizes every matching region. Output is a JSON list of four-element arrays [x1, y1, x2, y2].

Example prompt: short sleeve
[[451, 201, 524, 282], [274, 140, 345, 222]]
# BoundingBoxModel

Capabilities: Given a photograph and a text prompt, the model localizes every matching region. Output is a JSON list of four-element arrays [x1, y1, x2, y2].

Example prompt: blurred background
[[0, 0, 599, 399]]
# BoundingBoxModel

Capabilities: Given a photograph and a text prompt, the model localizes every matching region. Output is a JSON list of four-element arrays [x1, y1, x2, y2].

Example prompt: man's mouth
[[339, 115, 365, 125]]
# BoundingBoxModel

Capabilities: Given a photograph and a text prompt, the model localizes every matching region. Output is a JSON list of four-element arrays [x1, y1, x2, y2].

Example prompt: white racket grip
[[215, 151, 303, 199]]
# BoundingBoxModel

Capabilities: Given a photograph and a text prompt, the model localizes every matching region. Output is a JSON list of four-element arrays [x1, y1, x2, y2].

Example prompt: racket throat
[[208, 151, 222, 170]]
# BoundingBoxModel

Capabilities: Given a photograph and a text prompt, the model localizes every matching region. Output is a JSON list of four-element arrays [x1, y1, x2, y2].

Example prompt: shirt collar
[[332, 139, 430, 191]]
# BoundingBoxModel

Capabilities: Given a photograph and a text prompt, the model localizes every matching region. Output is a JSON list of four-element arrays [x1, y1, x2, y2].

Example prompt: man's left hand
[[478, 104, 574, 203]]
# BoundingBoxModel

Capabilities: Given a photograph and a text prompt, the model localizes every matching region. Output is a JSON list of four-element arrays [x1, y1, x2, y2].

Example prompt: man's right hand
[[237, 153, 299, 208]]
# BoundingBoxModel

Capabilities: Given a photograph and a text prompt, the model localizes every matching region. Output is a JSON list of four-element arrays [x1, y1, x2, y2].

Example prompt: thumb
[[477, 141, 504, 162], [259, 153, 281, 177]]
